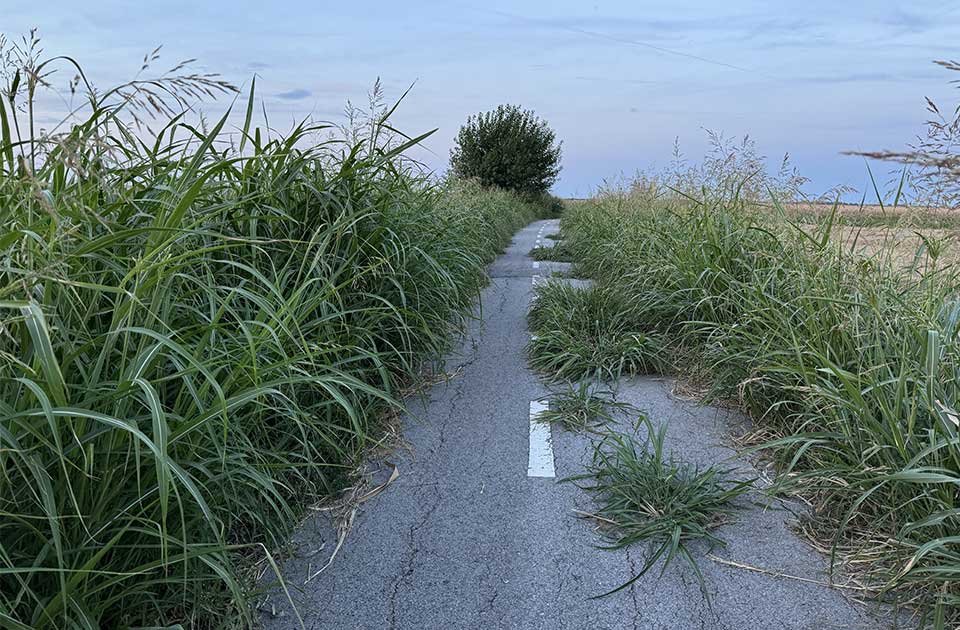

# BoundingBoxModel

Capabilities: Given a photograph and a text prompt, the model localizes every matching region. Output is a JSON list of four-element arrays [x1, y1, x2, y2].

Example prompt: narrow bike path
[[260, 220, 885, 630]]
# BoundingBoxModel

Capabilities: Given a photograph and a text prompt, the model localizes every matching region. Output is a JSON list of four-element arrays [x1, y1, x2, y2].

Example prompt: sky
[[5, 1, 960, 198]]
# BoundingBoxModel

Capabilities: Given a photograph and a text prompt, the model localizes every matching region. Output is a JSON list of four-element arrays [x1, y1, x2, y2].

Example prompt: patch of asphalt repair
[[259, 219, 892, 630]]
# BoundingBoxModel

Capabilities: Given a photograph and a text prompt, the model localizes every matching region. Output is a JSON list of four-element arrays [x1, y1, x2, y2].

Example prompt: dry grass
[[830, 225, 958, 264], [782, 201, 955, 220], [750, 202, 960, 266]]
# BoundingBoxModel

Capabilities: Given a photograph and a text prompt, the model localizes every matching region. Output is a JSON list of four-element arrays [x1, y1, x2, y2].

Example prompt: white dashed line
[[527, 400, 555, 478], [532, 261, 540, 269]]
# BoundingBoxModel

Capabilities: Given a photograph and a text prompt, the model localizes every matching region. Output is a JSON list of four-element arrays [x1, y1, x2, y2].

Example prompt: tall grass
[[528, 281, 662, 380], [557, 188, 960, 625], [0, 44, 545, 628]]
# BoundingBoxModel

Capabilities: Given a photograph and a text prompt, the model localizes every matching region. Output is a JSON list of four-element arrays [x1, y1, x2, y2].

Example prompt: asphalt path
[[260, 219, 889, 630]]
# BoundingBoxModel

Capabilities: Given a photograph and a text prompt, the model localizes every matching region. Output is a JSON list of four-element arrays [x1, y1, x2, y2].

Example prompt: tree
[[450, 104, 561, 196]]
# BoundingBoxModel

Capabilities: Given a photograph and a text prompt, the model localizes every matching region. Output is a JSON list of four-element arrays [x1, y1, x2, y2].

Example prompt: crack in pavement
[[428, 331, 482, 463], [387, 485, 444, 630], [552, 554, 568, 630], [626, 551, 642, 630]]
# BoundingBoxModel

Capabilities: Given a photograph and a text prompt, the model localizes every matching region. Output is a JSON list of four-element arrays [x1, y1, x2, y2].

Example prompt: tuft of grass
[[568, 416, 753, 599], [529, 241, 574, 261], [528, 281, 662, 380], [537, 380, 633, 432]]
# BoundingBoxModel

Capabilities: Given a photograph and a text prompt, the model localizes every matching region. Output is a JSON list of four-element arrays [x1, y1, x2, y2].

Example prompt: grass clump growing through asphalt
[[528, 281, 661, 380], [529, 240, 575, 261], [568, 416, 754, 599], [537, 380, 633, 432]]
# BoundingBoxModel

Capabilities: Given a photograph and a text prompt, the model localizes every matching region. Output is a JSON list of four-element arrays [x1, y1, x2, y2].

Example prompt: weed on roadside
[[567, 416, 754, 600], [537, 380, 634, 432], [530, 242, 575, 262], [528, 281, 662, 380]]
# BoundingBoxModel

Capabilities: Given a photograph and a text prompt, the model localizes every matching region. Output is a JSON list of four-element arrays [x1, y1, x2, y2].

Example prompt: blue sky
[[6, 1, 960, 197]]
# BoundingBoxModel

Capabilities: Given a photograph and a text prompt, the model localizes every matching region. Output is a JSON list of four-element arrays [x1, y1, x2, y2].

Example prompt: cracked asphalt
[[259, 219, 892, 630]]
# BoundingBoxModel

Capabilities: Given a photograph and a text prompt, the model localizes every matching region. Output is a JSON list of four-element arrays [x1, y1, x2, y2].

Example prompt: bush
[[450, 104, 562, 196]]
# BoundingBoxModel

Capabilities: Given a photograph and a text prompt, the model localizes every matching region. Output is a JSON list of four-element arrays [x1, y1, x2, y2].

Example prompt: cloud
[[275, 88, 311, 100], [489, 9, 820, 44], [797, 72, 900, 85], [879, 7, 940, 34], [574, 75, 667, 85]]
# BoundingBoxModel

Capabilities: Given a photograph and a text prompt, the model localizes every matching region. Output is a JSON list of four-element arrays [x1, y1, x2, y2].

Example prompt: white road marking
[[532, 275, 540, 286], [527, 400, 555, 478], [532, 261, 540, 269]]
